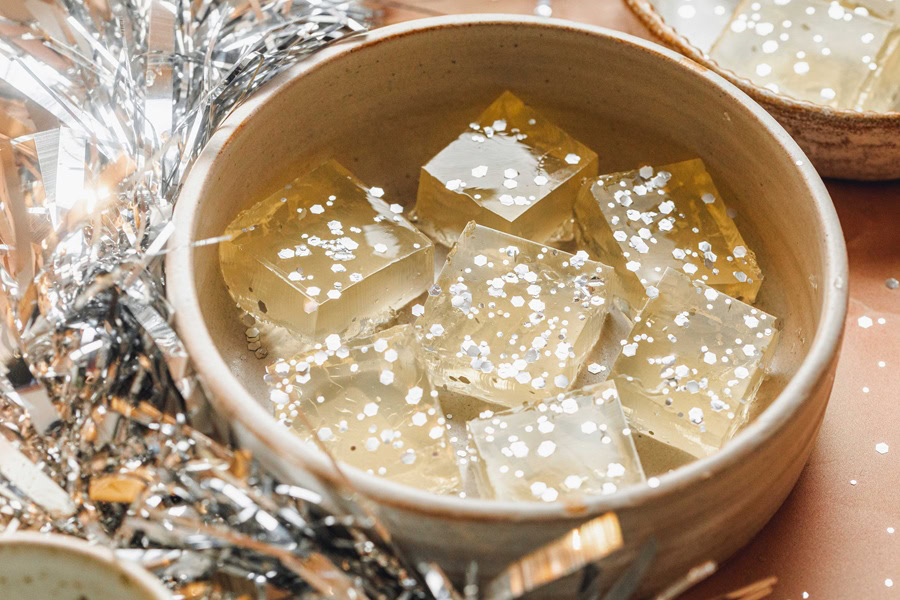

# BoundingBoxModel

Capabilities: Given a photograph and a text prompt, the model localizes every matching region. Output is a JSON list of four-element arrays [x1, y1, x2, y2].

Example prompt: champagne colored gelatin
[[847, 0, 900, 25], [647, 0, 740, 53], [574, 158, 763, 306], [858, 30, 900, 111], [611, 268, 779, 459], [709, 0, 897, 109], [267, 324, 460, 494], [220, 160, 434, 340], [418, 222, 617, 409], [468, 380, 645, 502], [416, 91, 598, 246]]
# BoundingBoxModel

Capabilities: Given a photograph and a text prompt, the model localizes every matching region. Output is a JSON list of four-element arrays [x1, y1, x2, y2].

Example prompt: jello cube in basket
[[648, 0, 740, 53], [858, 33, 900, 112], [709, 0, 896, 108]]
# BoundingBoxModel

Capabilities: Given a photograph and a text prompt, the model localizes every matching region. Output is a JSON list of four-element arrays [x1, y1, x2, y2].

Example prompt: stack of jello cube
[[219, 91, 779, 502]]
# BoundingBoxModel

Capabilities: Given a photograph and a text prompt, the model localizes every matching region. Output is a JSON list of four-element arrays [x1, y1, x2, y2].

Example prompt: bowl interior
[[178, 17, 836, 504]]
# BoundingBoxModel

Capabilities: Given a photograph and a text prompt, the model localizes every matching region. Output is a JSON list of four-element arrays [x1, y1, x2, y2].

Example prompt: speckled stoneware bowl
[[168, 15, 848, 596], [0, 532, 171, 599], [626, 0, 900, 181]]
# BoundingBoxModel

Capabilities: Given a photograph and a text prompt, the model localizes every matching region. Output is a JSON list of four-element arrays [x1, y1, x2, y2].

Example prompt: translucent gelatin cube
[[709, 0, 895, 108], [419, 222, 616, 408], [467, 381, 645, 502], [574, 158, 763, 307], [220, 160, 433, 340], [858, 33, 900, 111], [843, 0, 900, 25], [649, 0, 740, 53], [610, 268, 779, 459], [267, 324, 460, 494], [416, 91, 599, 246]]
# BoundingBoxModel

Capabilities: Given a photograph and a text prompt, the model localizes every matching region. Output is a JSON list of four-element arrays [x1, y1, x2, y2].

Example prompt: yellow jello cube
[[709, 0, 896, 108], [574, 158, 763, 307], [267, 324, 460, 494], [842, 0, 900, 25], [610, 268, 779, 459], [649, 0, 740, 53], [418, 222, 616, 408], [467, 381, 645, 502], [858, 33, 900, 111], [416, 91, 598, 246], [219, 160, 433, 340]]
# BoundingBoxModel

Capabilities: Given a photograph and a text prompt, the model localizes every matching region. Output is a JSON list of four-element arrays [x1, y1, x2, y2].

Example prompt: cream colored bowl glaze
[[168, 16, 848, 596], [626, 0, 900, 181], [0, 532, 171, 599]]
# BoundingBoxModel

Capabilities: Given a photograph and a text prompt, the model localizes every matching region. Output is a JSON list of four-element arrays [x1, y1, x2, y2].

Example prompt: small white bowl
[[0, 532, 171, 599], [168, 15, 848, 596]]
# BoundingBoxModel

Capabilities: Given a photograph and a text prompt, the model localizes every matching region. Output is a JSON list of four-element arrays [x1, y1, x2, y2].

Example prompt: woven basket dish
[[626, 0, 900, 181]]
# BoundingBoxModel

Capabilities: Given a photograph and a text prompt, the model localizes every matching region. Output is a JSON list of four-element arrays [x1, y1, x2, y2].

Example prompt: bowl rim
[[624, 0, 900, 121], [0, 531, 171, 599], [167, 14, 849, 522]]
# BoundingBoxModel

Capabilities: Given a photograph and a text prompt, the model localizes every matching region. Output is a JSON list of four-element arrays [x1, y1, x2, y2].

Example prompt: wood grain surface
[[377, 2, 900, 598]]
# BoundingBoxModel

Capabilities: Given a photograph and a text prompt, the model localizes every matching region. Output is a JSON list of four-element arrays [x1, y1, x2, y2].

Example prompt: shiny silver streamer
[[0, 0, 458, 597], [0, 1, 714, 598]]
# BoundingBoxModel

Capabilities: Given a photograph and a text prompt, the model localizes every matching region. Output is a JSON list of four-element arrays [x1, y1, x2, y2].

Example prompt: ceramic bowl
[[0, 532, 171, 599], [625, 0, 900, 181], [168, 15, 848, 596]]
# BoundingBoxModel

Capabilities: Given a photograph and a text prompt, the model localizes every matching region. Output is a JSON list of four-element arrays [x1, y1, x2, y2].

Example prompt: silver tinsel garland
[[0, 1, 715, 598]]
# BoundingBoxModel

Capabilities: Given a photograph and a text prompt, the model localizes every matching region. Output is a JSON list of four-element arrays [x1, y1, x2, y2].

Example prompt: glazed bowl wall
[[168, 16, 848, 596]]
